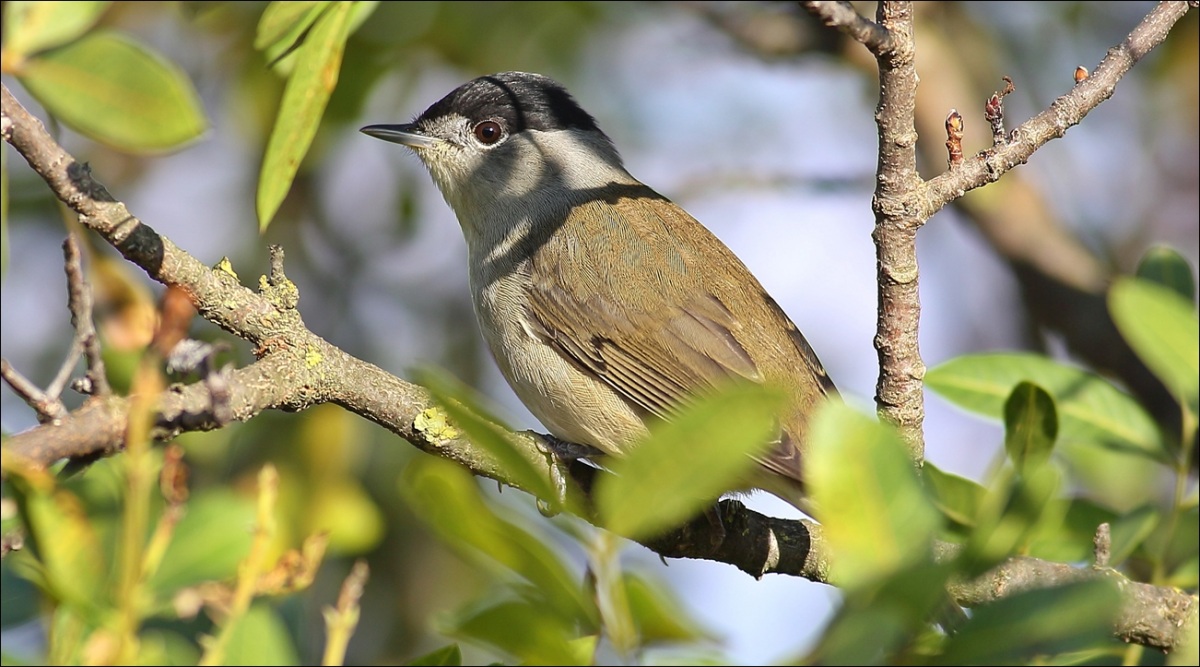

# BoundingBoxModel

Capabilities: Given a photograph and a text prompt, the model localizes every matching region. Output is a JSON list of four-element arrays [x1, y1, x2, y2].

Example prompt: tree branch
[[920, 0, 1191, 216], [1, 53, 1195, 655], [801, 1, 896, 55]]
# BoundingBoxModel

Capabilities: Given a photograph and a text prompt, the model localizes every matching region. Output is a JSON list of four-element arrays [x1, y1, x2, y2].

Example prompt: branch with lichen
[[2, 79, 1195, 652]]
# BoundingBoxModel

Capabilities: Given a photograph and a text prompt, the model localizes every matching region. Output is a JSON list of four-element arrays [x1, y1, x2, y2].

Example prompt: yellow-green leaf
[[255, 1, 330, 60], [398, 457, 595, 625], [2, 1, 111, 62], [927, 353, 1166, 461], [417, 368, 562, 509], [807, 403, 941, 589], [18, 31, 206, 152], [407, 644, 462, 666], [256, 1, 351, 230], [6, 465, 106, 611], [439, 593, 594, 666], [923, 462, 986, 532], [938, 580, 1120, 665], [595, 382, 784, 541], [960, 464, 1063, 577], [623, 573, 713, 644], [1110, 277, 1200, 420]]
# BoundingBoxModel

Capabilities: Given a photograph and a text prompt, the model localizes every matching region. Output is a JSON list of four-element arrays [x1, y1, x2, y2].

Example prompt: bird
[[361, 71, 837, 513]]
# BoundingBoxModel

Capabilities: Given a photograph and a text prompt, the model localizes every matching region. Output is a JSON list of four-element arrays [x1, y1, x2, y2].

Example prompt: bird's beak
[[359, 123, 438, 149]]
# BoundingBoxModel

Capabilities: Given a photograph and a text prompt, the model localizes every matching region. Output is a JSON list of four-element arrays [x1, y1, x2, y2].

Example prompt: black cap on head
[[415, 72, 602, 135]]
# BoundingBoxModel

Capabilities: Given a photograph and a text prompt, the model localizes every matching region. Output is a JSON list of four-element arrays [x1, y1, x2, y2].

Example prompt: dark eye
[[473, 120, 503, 145]]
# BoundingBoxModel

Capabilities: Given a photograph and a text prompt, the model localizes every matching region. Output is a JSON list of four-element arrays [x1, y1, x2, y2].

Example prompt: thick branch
[[2, 67, 1195, 651], [869, 2, 928, 461]]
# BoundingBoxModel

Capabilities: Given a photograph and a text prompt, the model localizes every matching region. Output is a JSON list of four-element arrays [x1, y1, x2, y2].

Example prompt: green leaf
[[440, 593, 595, 666], [2, 1, 112, 60], [623, 573, 713, 645], [1110, 277, 1200, 419], [255, 1, 330, 62], [1108, 505, 1159, 567], [937, 580, 1120, 665], [595, 382, 784, 540], [960, 465, 1063, 577], [398, 457, 595, 625], [417, 369, 562, 508], [256, 1, 351, 230], [18, 31, 206, 153], [807, 403, 941, 589], [6, 471, 106, 612], [407, 644, 462, 666], [812, 560, 954, 664], [149, 491, 257, 592], [923, 463, 985, 532], [1136, 245, 1197, 305], [223, 603, 300, 666], [1003, 382, 1057, 475], [1024, 498, 1115, 563], [927, 353, 1166, 461], [809, 606, 910, 666]]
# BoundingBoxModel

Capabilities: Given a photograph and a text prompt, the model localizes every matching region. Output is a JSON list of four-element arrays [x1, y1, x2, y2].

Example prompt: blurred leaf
[[809, 606, 909, 666], [1110, 277, 1200, 419], [960, 465, 1063, 577], [19, 31, 206, 152], [812, 561, 953, 664], [937, 580, 1121, 665], [4, 459, 106, 612], [623, 572, 713, 645], [808, 403, 941, 589], [223, 603, 300, 666], [927, 353, 1167, 461], [407, 644, 462, 666], [596, 382, 783, 540], [1161, 505, 1199, 589], [1024, 498, 1115, 563], [1003, 382, 1057, 475], [1103, 506, 1159, 569], [440, 593, 594, 666], [256, 1, 351, 230], [2, 1, 111, 60], [139, 628, 202, 666], [399, 457, 595, 625], [255, 1, 330, 54], [307, 480, 385, 555], [1058, 437, 1161, 515], [923, 463, 985, 532], [418, 369, 561, 508], [149, 490, 256, 592], [1136, 245, 1197, 305]]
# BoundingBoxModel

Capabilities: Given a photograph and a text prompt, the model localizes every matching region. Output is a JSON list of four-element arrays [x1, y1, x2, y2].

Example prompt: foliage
[[2, 2, 1197, 666]]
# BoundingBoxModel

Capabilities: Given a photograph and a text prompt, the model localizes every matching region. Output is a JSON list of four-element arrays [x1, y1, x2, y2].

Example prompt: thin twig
[[62, 233, 111, 395], [1, 357, 67, 421]]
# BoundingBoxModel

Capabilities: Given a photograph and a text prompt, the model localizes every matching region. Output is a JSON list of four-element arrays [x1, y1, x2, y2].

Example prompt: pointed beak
[[360, 123, 439, 149]]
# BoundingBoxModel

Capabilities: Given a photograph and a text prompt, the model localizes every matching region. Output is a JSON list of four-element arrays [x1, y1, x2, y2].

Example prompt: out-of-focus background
[[3, 2, 1196, 664]]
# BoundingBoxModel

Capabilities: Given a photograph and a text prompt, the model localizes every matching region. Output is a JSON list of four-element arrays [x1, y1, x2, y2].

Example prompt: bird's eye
[[473, 120, 503, 145]]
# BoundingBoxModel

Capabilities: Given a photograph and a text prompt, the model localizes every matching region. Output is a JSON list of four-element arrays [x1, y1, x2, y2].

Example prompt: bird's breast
[[468, 257, 648, 456]]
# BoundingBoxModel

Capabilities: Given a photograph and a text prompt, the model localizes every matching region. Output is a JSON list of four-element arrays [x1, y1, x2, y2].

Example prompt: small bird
[[362, 72, 836, 511]]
